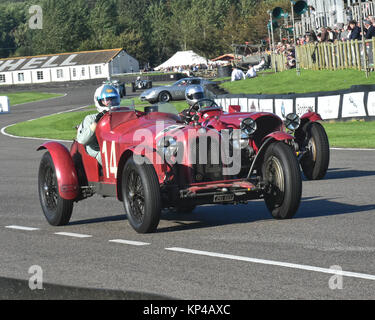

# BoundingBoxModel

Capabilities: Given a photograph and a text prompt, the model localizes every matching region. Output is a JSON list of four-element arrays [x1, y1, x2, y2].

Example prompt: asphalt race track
[[1, 85, 375, 300]]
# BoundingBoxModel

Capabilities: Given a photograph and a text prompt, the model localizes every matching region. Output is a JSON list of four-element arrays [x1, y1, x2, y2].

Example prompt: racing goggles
[[99, 96, 120, 107], [187, 92, 204, 100]]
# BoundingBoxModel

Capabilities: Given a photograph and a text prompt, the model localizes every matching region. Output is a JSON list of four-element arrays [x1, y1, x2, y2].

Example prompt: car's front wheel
[[122, 156, 161, 233], [159, 91, 171, 102], [300, 122, 330, 180], [38, 152, 74, 226], [262, 141, 302, 220]]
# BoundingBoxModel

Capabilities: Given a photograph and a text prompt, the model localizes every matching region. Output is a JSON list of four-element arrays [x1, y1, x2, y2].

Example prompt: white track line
[[1, 104, 91, 142], [54, 232, 92, 238], [109, 239, 150, 246], [165, 247, 375, 281], [331, 147, 375, 151], [5, 225, 39, 231]]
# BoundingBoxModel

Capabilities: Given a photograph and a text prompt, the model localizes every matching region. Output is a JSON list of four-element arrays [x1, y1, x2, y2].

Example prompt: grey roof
[[0, 49, 123, 73]]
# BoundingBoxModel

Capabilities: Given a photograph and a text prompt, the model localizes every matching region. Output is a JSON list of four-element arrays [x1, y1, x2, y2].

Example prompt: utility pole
[[291, 1, 301, 76], [359, 2, 370, 78], [268, 10, 277, 72]]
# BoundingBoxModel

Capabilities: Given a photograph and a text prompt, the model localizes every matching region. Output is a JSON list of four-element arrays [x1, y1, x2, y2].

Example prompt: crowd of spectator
[[157, 63, 221, 76], [297, 15, 375, 46], [269, 15, 375, 70], [273, 41, 297, 70]]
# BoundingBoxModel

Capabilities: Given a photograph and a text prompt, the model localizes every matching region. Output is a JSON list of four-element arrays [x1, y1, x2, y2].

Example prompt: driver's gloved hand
[[95, 110, 107, 123], [181, 109, 190, 117]]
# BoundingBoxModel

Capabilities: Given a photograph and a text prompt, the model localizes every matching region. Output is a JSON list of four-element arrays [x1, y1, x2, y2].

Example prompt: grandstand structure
[[294, 0, 375, 36]]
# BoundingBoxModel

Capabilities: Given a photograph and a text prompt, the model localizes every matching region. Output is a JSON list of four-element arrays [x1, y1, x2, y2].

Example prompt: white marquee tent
[[155, 50, 211, 70]]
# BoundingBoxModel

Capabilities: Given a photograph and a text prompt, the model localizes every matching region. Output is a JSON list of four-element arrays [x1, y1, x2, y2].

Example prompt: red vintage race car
[[37, 99, 327, 234]]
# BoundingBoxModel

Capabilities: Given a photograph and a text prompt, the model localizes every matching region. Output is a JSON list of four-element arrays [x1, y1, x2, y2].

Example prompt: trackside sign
[[0, 96, 10, 114]]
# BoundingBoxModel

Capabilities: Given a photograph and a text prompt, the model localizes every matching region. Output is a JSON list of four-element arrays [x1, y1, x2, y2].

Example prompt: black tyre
[[38, 152, 73, 226], [122, 156, 161, 233], [262, 141, 302, 220], [159, 91, 171, 102], [300, 122, 330, 180]]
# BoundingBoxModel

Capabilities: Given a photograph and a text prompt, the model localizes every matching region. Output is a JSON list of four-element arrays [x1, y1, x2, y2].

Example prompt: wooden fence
[[271, 39, 375, 72], [271, 54, 288, 72]]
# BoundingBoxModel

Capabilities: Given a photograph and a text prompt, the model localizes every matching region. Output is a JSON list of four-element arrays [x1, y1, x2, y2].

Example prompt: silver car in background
[[140, 77, 213, 103]]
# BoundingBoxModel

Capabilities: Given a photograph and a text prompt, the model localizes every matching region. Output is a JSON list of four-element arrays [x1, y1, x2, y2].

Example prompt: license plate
[[213, 194, 235, 203]]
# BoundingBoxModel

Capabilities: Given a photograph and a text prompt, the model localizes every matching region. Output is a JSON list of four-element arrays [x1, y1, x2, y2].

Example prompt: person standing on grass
[[364, 20, 375, 39], [348, 20, 361, 40]]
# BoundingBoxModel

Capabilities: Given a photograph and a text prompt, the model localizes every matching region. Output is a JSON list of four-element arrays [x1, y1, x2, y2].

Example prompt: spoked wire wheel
[[263, 155, 285, 209], [261, 142, 302, 220], [122, 156, 161, 233], [38, 152, 73, 226], [126, 170, 145, 225], [42, 166, 59, 211]]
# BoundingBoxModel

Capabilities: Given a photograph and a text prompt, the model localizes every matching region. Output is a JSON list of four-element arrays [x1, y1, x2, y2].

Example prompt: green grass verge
[[6, 110, 96, 141], [0, 92, 63, 105], [6, 92, 375, 148], [221, 69, 375, 95], [322, 121, 375, 149]]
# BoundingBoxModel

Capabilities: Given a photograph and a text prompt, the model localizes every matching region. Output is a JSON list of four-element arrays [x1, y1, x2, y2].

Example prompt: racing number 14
[[102, 141, 118, 179]]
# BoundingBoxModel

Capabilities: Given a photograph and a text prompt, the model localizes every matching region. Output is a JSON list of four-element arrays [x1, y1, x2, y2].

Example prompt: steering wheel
[[182, 99, 221, 124], [189, 99, 221, 114]]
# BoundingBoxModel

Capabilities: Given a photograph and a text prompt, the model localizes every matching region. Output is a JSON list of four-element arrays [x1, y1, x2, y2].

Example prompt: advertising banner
[[342, 92, 366, 118], [258, 99, 274, 113], [296, 97, 315, 116], [0, 96, 10, 114], [275, 99, 293, 119], [367, 92, 375, 116], [238, 98, 248, 112], [317, 95, 340, 120], [247, 99, 259, 112]]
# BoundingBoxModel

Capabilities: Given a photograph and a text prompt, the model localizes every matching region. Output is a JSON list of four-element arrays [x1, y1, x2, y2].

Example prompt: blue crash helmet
[[94, 84, 121, 112]]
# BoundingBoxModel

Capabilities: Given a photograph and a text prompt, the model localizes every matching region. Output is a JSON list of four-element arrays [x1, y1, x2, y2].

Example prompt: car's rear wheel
[[159, 91, 171, 102], [122, 156, 161, 233], [300, 122, 330, 180], [38, 152, 74, 226], [262, 141, 302, 220]]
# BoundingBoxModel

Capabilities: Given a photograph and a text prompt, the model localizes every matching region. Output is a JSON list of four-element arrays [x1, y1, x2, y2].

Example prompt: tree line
[[0, 0, 290, 67]]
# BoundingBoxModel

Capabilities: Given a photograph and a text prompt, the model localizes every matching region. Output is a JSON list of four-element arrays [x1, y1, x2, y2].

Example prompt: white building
[[308, 0, 346, 25], [0, 48, 139, 86]]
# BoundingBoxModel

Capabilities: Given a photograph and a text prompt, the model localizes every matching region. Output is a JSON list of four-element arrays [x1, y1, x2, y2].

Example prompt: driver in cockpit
[[76, 84, 121, 165], [185, 85, 205, 107], [180, 85, 205, 122]]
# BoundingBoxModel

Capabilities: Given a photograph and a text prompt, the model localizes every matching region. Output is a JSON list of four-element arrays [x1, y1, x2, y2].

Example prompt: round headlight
[[285, 113, 301, 131], [230, 130, 250, 149], [157, 136, 178, 158], [240, 118, 257, 136]]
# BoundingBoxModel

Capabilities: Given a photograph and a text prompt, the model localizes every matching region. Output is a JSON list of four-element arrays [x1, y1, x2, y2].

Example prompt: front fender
[[262, 131, 295, 143], [37, 142, 79, 200], [247, 132, 295, 179], [296, 112, 323, 142], [301, 112, 322, 123]]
